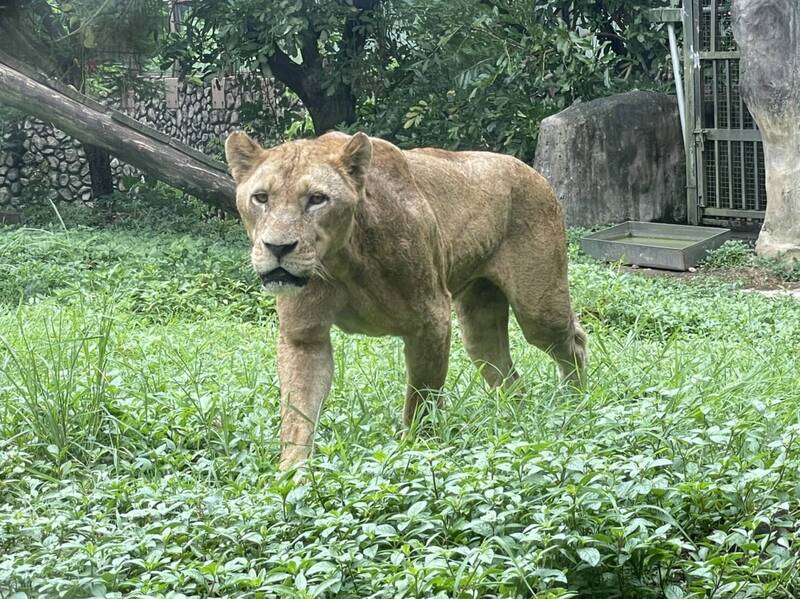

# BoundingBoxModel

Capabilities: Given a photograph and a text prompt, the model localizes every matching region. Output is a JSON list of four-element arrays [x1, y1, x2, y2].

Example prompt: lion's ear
[[340, 132, 373, 185], [225, 131, 264, 183]]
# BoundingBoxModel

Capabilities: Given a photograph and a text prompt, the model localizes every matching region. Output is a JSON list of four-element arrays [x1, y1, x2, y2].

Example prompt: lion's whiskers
[[313, 263, 334, 284]]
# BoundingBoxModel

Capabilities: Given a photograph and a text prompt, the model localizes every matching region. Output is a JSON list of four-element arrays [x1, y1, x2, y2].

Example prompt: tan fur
[[225, 131, 587, 470]]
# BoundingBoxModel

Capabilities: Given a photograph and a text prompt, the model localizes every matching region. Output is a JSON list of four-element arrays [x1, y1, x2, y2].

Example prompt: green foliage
[[702, 240, 755, 269], [362, 0, 671, 160], [1, 222, 800, 596], [702, 240, 800, 282], [14, 0, 166, 89], [756, 256, 800, 283], [166, 0, 673, 162], [0, 192, 272, 323]]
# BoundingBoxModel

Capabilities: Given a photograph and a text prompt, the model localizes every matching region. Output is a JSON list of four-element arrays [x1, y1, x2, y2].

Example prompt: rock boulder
[[534, 90, 685, 228]]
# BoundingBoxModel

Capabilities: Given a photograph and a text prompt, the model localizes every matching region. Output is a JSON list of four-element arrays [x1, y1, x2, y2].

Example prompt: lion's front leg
[[276, 329, 333, 470], [402, 317, 451, 426]]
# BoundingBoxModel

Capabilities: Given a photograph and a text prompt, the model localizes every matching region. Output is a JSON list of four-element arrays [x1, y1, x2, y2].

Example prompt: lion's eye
[[307, 193, 329, 208], [251, 192, 269, 205]]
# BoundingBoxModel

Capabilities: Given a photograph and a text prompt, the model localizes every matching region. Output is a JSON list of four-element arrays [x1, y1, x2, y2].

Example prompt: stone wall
[[0, 75, 272, 209]]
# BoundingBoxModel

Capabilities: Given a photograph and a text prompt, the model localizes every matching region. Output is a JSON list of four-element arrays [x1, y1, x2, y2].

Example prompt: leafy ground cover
[[1, 207, 799, 598]]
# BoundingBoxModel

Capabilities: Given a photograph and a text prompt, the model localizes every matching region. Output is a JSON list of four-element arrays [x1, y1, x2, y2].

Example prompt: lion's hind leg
[[454, 278, 518, 388], [512, 306, 587, 387], [485, 245, 587, 387]]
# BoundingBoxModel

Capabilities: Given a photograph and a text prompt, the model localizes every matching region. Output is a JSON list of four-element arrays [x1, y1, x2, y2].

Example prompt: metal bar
[[714, 139, 720, 208], [699, 51, 740, 59], [645, 7, 682, 22], [705, 129, 762, 141], [703, 207, 765, 219], [754, 141, 761, 210], [727, 140, 733, 209], [737, 61, 745, 130], [726, 59, 732, 129], [740, 138, 746, 210], [685, 0, 701, 224], [711, 0, 717, 52], [712, 59, 718, 128], [668, 23, 686, 139]]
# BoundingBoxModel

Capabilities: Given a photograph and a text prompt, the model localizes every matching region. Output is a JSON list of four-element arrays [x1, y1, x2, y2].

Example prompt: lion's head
[[225, 131, 373, 295]]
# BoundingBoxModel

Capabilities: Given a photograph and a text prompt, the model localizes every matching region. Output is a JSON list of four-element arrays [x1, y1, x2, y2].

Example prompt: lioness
[[225, 131, 587, 469]]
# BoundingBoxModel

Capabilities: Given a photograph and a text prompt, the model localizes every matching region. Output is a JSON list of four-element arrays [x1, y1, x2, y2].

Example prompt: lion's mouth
[[261, 267, 309, 288]]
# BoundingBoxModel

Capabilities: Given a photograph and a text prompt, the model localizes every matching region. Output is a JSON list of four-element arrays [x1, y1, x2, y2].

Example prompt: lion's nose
[[263, 240, 298, 259]]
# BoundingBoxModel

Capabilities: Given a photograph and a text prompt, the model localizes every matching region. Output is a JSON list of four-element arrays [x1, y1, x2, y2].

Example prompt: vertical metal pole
[[668, 24, 686, 139], [725, 62, 733, 208], [714, 139, 720, 208], [684, 0, 701, 224], [754, 142, 760, 210], [740, 138, 746, 209], [710, 0, 716, 53], [712, 61, 718, 128]]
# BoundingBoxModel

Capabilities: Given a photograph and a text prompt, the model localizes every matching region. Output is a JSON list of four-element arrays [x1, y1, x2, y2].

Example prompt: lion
[[225, 131, 587, 470]]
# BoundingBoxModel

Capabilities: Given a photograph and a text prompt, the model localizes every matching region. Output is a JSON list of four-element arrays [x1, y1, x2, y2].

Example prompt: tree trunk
[[733, 0, 800, 262], [303, 87, 357, 134], [84, 144, 114, 198], [0, 54, 237, 213]]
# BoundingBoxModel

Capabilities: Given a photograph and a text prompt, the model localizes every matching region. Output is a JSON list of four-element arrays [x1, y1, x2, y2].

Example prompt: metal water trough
[[581, 222, 731, 271]]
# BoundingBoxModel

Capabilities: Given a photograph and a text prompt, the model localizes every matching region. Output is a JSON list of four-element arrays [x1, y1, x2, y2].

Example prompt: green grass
[[702, 240, 800, 282], [1, 212, 800, 598]]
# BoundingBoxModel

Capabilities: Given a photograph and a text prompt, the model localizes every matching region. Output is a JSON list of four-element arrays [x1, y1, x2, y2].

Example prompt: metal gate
[[684, 0, 766, 225]]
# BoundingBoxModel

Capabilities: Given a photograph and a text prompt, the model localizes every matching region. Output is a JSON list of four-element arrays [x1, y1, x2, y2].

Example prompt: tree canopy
[[165, 0, 671, 162]]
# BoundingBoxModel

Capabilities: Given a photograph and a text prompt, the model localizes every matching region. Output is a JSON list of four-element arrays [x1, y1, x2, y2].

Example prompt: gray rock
[[733, 0, 800, 261], [0, 166, 6, 177], [10, 182, 20, 194], [58, 187, 72, 200], [68, 176, 82, 190], [58, 174, 69, 187], [81, 190, 92, 201], [42, 147, 54, 155], [534, 90, 685, 227], [0, 187, 9, 203], [32, 136, 45, 151], [47, 156, 60, 170], [68, 161, 81, 174], [64, 149, 78, 162], [6, 169, 18, 182], [230, 111, 240, 125], [46, 135, 57, 147], [58, 161, 67, 173]]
